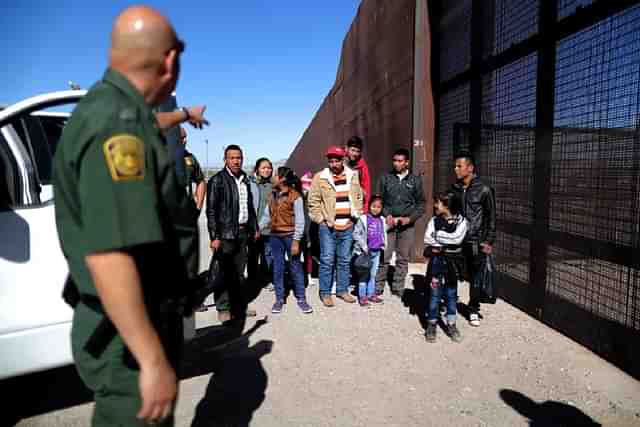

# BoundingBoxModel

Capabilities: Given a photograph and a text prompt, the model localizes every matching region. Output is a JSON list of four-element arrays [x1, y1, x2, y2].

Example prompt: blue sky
[[0, 1, 361, 166]]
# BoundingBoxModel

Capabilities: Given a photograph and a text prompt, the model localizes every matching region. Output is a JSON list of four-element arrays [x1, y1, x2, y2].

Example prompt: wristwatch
[[181, 107, 190, 121]]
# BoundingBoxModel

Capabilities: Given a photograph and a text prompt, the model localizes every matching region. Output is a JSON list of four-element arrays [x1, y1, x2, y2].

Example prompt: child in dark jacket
[[423, 192, 468, 343]]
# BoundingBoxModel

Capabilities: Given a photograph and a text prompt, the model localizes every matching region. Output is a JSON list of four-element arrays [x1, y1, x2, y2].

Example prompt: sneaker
[[272, 300, 284, 314], [448, 323, 462, 343], [321, 295, 335, 307], [297, 300, 313, 314], [359, 297, 369, 307], [369, 295, 384, 304], [425, 323, 437, 343], [337, 293, 357, 304], [469, 313, 480, 327]]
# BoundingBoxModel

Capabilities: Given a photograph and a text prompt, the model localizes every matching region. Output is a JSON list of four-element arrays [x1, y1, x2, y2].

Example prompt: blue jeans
[[358, 250, 381, 299], [319, 224, 353, 297], [270, 235, 306, 302], [428, 274, 458, 324]]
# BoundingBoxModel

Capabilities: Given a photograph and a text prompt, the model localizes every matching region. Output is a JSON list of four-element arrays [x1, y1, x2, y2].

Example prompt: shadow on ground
[[190, 332, 273, 427], [500, 389, 601, 427], [2, 316, 269, 427]]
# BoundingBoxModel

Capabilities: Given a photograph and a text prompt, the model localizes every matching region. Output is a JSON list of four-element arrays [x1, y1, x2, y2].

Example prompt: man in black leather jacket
[[206, 145, 259, 323], [451, 151, 496, 327]]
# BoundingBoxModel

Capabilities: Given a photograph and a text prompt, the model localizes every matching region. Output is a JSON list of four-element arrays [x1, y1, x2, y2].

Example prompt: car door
[[0, 91, 85, 379]]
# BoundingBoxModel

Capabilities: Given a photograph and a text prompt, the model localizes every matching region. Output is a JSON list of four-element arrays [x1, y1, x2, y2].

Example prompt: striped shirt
[[333, 172, 352, 231]]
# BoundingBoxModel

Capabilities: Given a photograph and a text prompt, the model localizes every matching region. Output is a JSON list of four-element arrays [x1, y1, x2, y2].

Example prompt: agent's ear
[[164, 49, 178, 80]]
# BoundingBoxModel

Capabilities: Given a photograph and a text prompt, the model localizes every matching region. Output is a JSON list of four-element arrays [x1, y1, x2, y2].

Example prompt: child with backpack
[[423, 192, 468, 342], [352, 195, 387, 306]]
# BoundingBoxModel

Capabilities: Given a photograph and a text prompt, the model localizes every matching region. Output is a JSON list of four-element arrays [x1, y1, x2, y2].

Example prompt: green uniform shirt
[[184, 150, 204, 198], [53, 68, 199, 300]]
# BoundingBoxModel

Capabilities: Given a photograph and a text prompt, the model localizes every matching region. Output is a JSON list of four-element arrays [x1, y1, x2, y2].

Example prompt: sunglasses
[[166, 38, 185, 55]]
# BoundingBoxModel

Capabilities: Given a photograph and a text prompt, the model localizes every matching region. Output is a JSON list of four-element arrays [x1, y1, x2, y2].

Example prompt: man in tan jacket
[[308, 146, 364, 307]]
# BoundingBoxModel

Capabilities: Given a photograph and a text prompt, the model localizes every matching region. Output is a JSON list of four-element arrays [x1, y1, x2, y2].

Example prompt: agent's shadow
[[500, 389, 601, 427], [188, 318, 273, 427]]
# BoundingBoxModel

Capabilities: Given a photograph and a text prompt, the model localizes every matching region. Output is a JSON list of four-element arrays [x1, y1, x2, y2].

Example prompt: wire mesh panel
[[552, 6, 640, 246], [545, 4, 640, 374], [558, 0, 596, 20], [435, 84, 469, 192], [438, 0, 472, 82], [484, 0, 540, 58], [436, 0, 640, 377]]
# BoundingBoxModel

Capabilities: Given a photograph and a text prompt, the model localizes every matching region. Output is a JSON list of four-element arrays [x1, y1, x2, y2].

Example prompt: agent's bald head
[[109, 6, 183, 104], [110, 6, 179, 70]]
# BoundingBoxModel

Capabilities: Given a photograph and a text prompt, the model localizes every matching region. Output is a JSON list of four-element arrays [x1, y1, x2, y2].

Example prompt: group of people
[[201, 132, 497, 347], [52, 6, 496, 425]]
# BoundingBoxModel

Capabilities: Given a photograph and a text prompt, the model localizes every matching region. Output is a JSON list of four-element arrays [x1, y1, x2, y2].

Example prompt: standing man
[[180, 127, 206, 210], [376, 149, 426, 298], [308, 146, 363, 307], [451, 151, 496, 327], [206, 145, 259, 323], [53, 6, 197, 426], [344, 136, 371, 210]]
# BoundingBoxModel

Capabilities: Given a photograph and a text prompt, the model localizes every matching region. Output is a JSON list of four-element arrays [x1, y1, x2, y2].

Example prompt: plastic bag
[[352, 252, 372, 283], [474, 254, 498, 304]]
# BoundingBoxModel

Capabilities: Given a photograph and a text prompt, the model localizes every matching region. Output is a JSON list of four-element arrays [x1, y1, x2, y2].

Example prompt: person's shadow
[[190, 319, 273, 427], [500, 389, 601, 426]]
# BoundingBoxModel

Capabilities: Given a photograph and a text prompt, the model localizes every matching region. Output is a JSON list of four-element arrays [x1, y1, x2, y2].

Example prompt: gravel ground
[[14, 264, 640, 427]]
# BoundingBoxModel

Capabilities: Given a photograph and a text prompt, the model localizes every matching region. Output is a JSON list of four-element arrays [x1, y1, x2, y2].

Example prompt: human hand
[[386, 215, 395, 227], [185, 106, 209, 129], [210, 239, 221, 253], [480, 242, 493, 255], [399, 217, 411, 226], [255, 232, 261, 241], [137, 357, 177, 424], [291, 240, 300, 256]]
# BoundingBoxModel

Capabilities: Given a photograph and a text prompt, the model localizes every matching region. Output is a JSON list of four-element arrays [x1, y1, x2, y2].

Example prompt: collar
[[226, 167, 245, 182], [102, 68, 152, 119], [319, 166, 355, 181], [395, 170, 410, 180]]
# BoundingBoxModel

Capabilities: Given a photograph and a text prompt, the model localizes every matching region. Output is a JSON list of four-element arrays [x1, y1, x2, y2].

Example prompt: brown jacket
[[270, 189, 301, 235], [308, 166, 364, 227]]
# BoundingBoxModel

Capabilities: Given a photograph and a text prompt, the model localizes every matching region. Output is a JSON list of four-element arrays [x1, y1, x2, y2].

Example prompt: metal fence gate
[[432, 0, 640, 378]]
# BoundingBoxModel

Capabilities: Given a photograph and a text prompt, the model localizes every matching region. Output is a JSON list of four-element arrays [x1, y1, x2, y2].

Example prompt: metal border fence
[[433, 0, 640, 378]]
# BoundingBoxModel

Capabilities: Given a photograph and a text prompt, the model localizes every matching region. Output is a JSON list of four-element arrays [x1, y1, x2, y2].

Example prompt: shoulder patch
[[184, 156, 194, 167], [103, 134, 145, 181]]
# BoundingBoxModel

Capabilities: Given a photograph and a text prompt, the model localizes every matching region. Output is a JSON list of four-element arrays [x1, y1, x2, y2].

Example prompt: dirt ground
[[13, 264, 640, 427]]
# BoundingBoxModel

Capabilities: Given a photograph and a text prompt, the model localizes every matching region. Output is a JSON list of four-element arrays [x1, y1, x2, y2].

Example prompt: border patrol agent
[[180, 127, 206, 209], [53, 6, 197, 426]]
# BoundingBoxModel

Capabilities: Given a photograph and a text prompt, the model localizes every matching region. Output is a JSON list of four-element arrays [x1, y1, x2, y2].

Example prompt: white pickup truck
[[0, 91, 209, 380]]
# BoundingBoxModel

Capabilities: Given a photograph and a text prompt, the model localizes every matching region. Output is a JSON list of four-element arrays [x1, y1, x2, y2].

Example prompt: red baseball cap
[[326, 145, 345, 158]]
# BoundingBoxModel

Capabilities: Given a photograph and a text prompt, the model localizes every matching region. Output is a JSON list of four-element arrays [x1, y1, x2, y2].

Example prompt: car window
[[0, 133, 20, 209], [22, 116, 54, 185]]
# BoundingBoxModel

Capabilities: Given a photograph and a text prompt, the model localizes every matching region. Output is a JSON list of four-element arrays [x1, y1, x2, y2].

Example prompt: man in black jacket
[[451, 151, 496, 327], [375, 149, 426, 297], [206, 145, 259, 323]]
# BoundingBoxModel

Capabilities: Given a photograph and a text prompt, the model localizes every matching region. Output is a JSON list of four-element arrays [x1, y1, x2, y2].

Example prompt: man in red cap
[[308, 146, 364, 307]]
